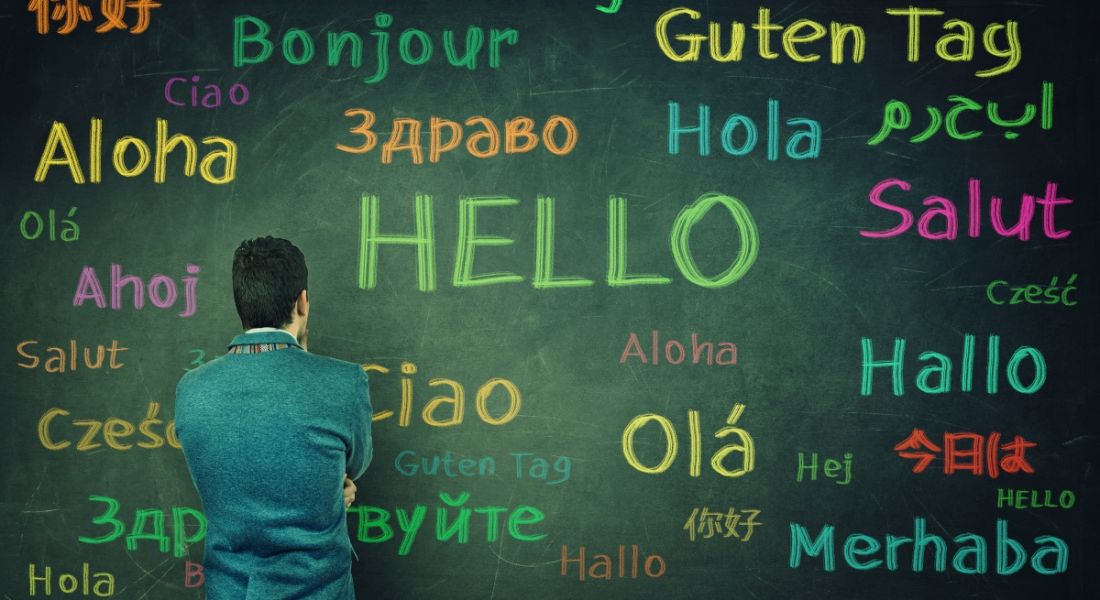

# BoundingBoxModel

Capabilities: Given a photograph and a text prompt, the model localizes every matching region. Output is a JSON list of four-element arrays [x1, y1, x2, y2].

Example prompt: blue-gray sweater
[[176, 330, 372, 600]]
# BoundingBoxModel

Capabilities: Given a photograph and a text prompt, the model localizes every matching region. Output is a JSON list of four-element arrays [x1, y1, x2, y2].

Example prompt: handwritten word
[[860, 178, 1072, 241], [395, 450, 571, 485], [80, 495, 206, 558], [20, 207, 78, 242], [886, 7, 1021, 77], [622, 403, 754, 478], [73, 263, 199, 318], [164, 75, 250, 109], [28, 0, 159, 35], [349, 492, 545, 556], [895, 429, 1036, 478], [38, 402, 179, 451], [656, 7, 864, 65], [34, 118, 237, 185], [790, 517, 1067, 574], [234, 14, 518, 86], [870, 82, 1053, 144], [997, 489, 1075, 510], [861, 334, 1046, 396], [987, 275, 1078, 307], [185, 349, 224, 371], [358, 192, 759, 291], [619, 331, 736, 366], [561, 544, 666, 581], [362, 361, 521, 427], [596, 0, 622, 14], [684, 507, 762, 542], [17, 339, 127, 373], [28, 562, 114, 597], [796, 451, 852, 485], [668, 101, 820, 160], [336, 110, 577, 164]]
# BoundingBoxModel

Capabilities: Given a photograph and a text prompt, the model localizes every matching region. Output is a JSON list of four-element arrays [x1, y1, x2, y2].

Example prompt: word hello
[[34, 118, 237, 184], [668, 100, 820, 160], [619, 331, 737, 366], [560, 544, 667, 581], [362, 361, 521, 427], [164, 75, 250, 108], [17, 339, 127, 373], [394, 450, 572, 484], [27, 563, 115, 597], [796, 451, 853, 485], [996, 489, 1076, 510], [73, 263, 200, 318]]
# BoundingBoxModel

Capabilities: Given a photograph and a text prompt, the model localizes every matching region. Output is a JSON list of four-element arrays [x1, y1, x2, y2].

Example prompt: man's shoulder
[[295, 351, 367, 380]]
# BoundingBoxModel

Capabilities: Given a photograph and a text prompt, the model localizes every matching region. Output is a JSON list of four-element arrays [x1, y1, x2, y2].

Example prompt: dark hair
[[232, 237, 308, 329]]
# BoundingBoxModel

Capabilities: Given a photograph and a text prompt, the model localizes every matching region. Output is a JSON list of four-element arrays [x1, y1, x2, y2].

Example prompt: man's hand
[[343, 475, 356, 509]]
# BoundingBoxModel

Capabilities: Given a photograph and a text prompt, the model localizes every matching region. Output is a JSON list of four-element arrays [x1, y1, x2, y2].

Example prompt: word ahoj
[[795, 451, 853, 485], [20, 207, 78, 242], [684, 507, 762, 542], [358, 193, 759, 291], [28, 0, 158, 35], [39, 402, 179, 451], [73, 263, 200, 318], [987, 275, 1078, 307], [622, 403, 754, 478], [28, 562, 115, 597], [17, 339, 127, 373], [895, 429, 1035, 479], [362, 361, 521, 427], [164, 75, 250, 108], [80, 494, 206, 558], [668, 100, 820, 160], [996, 489, 1076, 510], [619, 330, 737, 366], [560, 544, 667, 581], [336, 110, 577, 164], [234, 14, 518, 86], [870, 82, 1053, 144], [34, 118, 237, 185], [860, 334, 1046, 396], [394, 450, 572, 485], [861, 178, 1072, 241], [789, 517, 1066, 574]]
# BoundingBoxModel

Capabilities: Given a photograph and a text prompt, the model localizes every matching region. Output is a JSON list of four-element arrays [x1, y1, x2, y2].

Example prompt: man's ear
[[297, 289, 309, 316]]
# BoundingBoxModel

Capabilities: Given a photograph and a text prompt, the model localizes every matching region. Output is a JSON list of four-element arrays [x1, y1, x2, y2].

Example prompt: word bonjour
[[362, 361, 520, 427], [668, 100, 820, 161], [17, 339, 127, 373], [336, 109, 577, 164], [20, 207, 79, 242], [80, 495, 207, 558], [39, 402, 179, 451], [34, 118, 237, 185], [789, 517, 1067, 575], [684, 507, 762, 542], [73, 263, 200, 318], [622, 403, 754, 478], [796, 451, 853, 485], [987, 275, 1078, 307], [234, 14, 518, 85], [619, 331, 737, 366], [394, 450, 571, 485], [357, 193, 759, 291], [27, 563, 114, 597], [560, 544, 667, 581]]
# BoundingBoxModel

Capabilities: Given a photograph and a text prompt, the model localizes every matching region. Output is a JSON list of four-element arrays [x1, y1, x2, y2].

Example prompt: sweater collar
[[227, 329, 302, 350]]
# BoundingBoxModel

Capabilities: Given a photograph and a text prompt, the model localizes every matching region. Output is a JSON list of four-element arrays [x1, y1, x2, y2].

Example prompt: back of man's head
[[232, 236, 308, 329]]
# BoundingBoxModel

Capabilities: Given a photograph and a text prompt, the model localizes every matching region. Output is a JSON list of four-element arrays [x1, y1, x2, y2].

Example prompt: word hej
[[657, 7, 1021, 77], [73, 263, 199, 318], [796, 451, 853, 485], [17, 339, 127, 373], [34, 119, 237, 185], [233, 14, 517, 86], [668, 101, 820, 161], [622, 403, 754, 478], [336, 110, 577, 164], [620, 331, 736, 366], [870, 82, 1053, 144], [28, 563, 115, 598], [789, 517, 1067, 575], [395, 450, 572, 485], [39, 402, 179, 451], [28, 0, 158, 35], [362, 361, 521, 427], [895, 429, 1036, 479], [560, 545, 667, 581], [861, 178, 1072, 242], [358, 193, 759, 291], [684, 507, 762, 542], [988, 275, 1078, 307]]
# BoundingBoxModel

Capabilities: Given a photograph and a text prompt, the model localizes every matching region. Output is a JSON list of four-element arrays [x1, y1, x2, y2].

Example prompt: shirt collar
[[228, 328, 302, 350]]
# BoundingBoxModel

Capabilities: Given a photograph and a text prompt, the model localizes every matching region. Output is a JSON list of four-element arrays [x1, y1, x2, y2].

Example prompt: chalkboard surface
[[3, 1, 1097, 598]]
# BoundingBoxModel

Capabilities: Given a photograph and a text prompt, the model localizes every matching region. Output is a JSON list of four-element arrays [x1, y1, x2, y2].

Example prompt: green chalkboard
[[3, 0, 1097, 598]]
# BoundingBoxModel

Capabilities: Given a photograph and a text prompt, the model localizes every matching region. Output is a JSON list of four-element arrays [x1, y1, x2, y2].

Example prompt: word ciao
[[234, 14, 518, 86], [622, 403, 754, 478], [73, 263, 200, 318], [28, 0, 157, 35], [80, 495, 206, 558], [27, 563, 114, 597], [395, 450, 572, 485], [164, 75, 249, 109], [655, 7, 1022, 76], [560, 544, 666, 581], [861, 178, 1072, 241], [987, 275, 1078, 307], [870, 82, 1053, 144], [362, 362, 520, 427], [34, 118, 237, 185], [39, 402, 179, 451], [668, 101, 820, 160], [789, 517, 1067, 575], [337, 110, 577, 164], [349, 491, 545, 556], [619, 331, 737, 366], [20, 207, 78, 242], [17, 339, 127, 373], [358, 193, 759, 291], [997, 489, 1076, 510], [860, 334, 1046, 396]]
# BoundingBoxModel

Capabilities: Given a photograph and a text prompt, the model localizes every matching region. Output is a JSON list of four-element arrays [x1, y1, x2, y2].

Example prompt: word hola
[[394, 450, 571, 485], [796, 451, 852, 485], [20, 207, 78, 242], [73, 263, 200, 318], [996, 489, 1076, 510], [560, 544, 666, 581], [619, 331, 737, 366], [234, 14, 518, 86], [27, 562, 115, 597], [39, 402, 179, 451], [895, 429, 1035, 479], [684, 507, 762, 542], [987, 275, 1078, 307], [886, 7, 1021, 77], [337, 109, 577, 164], [28, 0, 158, 35], [80, 494, 206, 558], [622, 403, 754, 478], [362, 361, 520, 427], [668, 101, 820, 160], [164, 75, 250, 108], [17, 339, 127, 373]]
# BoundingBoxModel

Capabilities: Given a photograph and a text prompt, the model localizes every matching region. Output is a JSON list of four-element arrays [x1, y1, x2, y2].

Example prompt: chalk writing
[[20, 207, 78, 242], [795, 451, 853, 485], [28, 0, 159, 35], [894, 429, 1036, 478], [362, 361, 521, 427], [996, 489, 1076, 510], [622, 403, 754, 478], [619, 331, 736, 366], [164, 76, 250, 109], [38, 402, 178, 451], [683, 507, 762, 542], [184, 349, 224, 371], [560, 544, 666, 580], [17, 339, 127, 373], [27, 562, 115, 597], [987, 275, 1078, 306], [668, 101, 821, 160], [394, 450, 571, 484], [79, 495, 206, 558], [72, 263, 199, 318]]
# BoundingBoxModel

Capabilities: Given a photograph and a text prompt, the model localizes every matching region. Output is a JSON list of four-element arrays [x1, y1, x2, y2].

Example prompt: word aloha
[[28, 0, 159, 35], [895, 429, 1036, 479], [683, 507, 762, 542], [619, 331, 737, 366]]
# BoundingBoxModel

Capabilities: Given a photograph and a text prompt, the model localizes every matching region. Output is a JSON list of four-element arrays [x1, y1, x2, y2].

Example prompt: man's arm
[[346, 366, 373, 480]]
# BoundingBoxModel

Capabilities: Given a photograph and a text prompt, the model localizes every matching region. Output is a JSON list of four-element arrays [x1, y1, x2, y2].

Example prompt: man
[[176, 236, 372, 599]]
